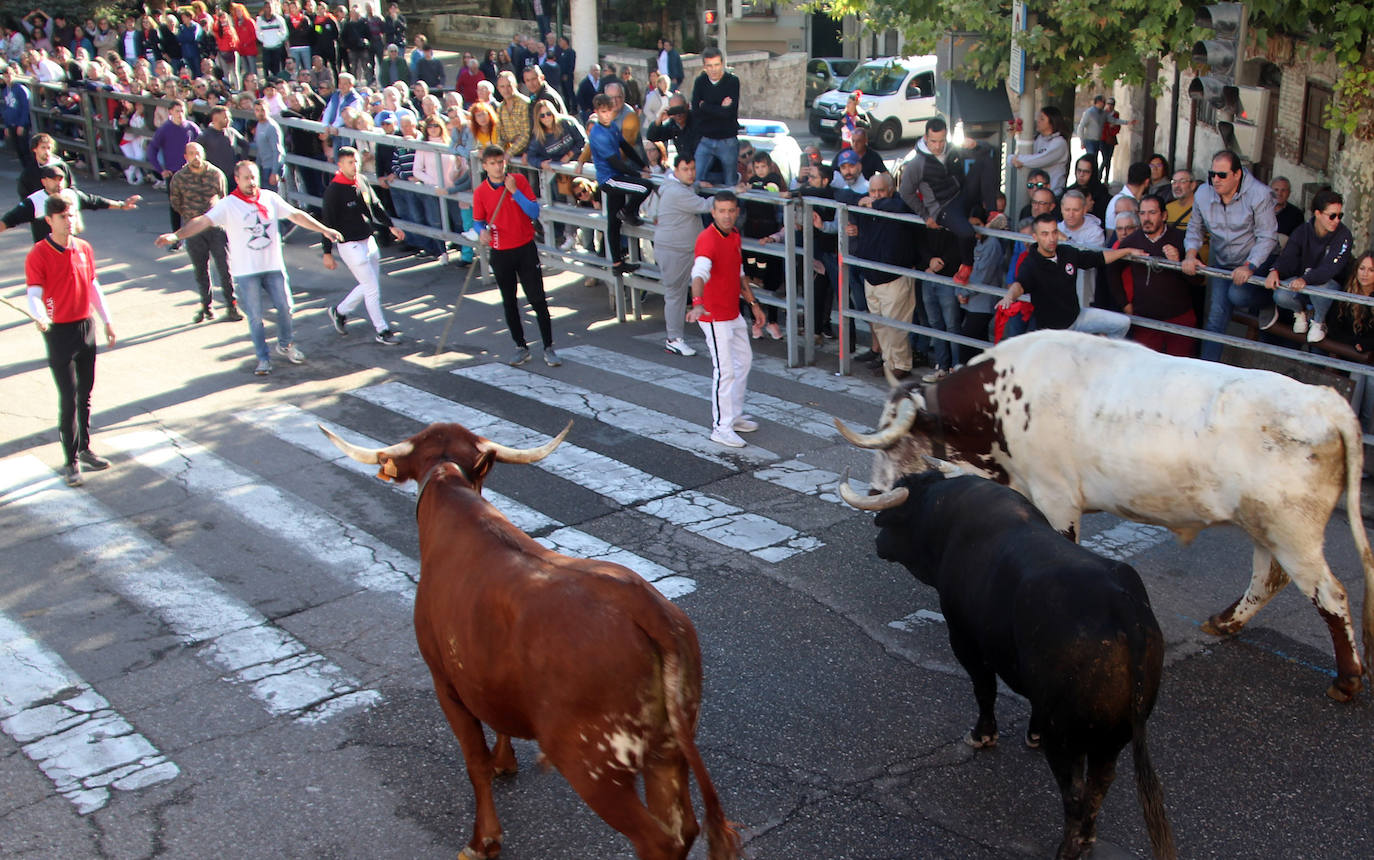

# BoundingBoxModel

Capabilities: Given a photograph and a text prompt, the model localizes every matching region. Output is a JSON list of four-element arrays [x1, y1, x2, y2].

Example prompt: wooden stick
[[433, 188, 510, 356]]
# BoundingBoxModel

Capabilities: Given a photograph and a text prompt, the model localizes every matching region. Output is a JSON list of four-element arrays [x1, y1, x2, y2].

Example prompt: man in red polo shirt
[[686, 190, 766, 447], [472, 144, 559, 367], [25, 194, 116, 486]]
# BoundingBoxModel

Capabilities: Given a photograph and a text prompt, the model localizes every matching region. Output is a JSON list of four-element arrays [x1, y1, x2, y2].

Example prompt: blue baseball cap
[[375, 110, 396, 126], [836, 149, 860, 166]]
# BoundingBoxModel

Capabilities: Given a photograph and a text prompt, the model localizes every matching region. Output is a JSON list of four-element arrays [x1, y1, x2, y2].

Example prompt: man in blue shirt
[[2, 66, 32, 170], [581, 93, 651, 274]]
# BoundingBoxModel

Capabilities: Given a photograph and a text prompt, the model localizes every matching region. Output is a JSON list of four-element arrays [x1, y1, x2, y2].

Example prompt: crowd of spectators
[[3, 9, 1372, 380]]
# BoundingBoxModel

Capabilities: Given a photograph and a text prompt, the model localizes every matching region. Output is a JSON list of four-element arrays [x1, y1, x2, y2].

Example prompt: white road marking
[[0, 610, 179, 814], [352, 382, 824, 561], [105, 428, 419, 601], [453, 363, 779, 466], [353, 381, 677, 505], [1081, 522, 1173, 561], [0, 455, 381, 724], [632, 331, 885, 399], [561, 345, 844, 438], [752, 460, 868, 506], [887, 610, 946, 632], [233, 404, 695, 598]]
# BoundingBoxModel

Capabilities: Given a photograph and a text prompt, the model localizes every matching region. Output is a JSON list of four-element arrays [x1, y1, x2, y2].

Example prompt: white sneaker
[[732, 418, 759, 433], [665, 337, 696, 356], [1307, 321, 1327, 343], [275, 343, 306, 364], [1292, 310, 1309, 334], [710, 428, 747, 448], [559, 236, 577, 252]]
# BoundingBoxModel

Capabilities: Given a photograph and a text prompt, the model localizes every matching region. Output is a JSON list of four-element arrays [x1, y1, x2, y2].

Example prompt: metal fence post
[[782, 199, 800, 367], [801, 197, 816, 366], [837, 203, 851, 376]]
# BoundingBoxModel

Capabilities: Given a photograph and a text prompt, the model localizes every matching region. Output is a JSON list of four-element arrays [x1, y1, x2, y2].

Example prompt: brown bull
[[322, 421, 739, 860]]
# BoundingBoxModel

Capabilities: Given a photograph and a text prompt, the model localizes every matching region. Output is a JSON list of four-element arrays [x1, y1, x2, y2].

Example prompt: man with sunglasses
[[1260, 188, 1352, 345], [1182, 150, 1278, 361]]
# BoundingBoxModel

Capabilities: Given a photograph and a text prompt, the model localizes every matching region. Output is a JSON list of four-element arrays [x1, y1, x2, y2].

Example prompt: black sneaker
[[223, 304, 243, 321], [77, 449, 111, 471], [193, 306, 214, 323], [1258, 306, 1280, 331], [329, 305, 348, 334], [62, 462, 83, 486], [375, 328, 401, 345], [612, 260, 640, 275], [621, 208, 642, 227]]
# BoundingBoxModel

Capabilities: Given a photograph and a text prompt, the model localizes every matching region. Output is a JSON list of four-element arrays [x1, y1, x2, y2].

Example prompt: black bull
[[842, 470, 1176, 860]]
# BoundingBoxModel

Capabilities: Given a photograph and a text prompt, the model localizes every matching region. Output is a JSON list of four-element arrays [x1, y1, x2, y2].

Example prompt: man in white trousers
[[686, 190, 766, 448], [321, 146, 405, 344], [651, 152, 712, 356]]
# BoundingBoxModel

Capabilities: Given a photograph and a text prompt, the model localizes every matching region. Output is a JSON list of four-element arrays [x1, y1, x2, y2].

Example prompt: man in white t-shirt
[[156, 160, 342, 376]]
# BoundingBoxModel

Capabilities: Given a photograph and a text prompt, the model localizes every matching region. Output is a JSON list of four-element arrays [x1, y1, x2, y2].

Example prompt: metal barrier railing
[[23, 78, 1374, 419]]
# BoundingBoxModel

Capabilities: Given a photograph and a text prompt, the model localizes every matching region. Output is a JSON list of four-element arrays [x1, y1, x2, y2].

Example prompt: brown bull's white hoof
[[1200, 615, 1240, 637]]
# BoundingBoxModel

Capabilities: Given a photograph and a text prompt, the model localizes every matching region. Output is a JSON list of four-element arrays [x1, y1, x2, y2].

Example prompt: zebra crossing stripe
[[752, 460, 869, 505], [452, 363, 780, 466], [0, 455, 381, 724], [558, 345, 843, 439], [103, 427, 420, 601], [352, 381, 678, 505], [351, 382, 824, 562], [1081, 522, 1173, 561], [232, 404, 697, 598], [631, 332, 882, 401], [0, 610, 179, 814]]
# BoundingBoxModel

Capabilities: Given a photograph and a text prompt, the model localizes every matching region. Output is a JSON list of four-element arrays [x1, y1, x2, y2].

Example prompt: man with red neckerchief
[[25, 195, 116, 487], [322, 146, 405, 345], [155, 160, 341, 377], [686, 189, 766, 448]]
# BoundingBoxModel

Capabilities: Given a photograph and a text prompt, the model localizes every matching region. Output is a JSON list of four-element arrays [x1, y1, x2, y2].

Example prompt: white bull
[[836, 330, 1374, 701]]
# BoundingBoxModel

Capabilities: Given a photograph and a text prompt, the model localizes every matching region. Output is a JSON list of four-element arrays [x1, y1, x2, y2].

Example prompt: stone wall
[[421, 12, 540, 57], [680, 50, 808, 120]]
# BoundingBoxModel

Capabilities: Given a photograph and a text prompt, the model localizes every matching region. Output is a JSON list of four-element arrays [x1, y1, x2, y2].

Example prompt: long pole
[[434, 189, 509, 356]]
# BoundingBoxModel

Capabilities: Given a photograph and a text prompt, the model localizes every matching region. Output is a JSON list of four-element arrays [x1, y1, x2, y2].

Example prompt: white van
[[808, 55, 940, 149]]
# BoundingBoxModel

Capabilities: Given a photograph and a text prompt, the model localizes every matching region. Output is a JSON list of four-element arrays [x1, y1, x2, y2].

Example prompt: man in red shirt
[[472, 144, 559, 366], [686, 190, 766, 447], [25, 195, 116, 486]]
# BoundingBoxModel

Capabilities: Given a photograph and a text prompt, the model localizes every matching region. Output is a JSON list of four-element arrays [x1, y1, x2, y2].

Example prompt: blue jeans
[[289, 46, 311, 71], [1274, 279, 1338, 324], [1069, 307, 1131, 339], [392, 189, 435, 252], [694, 136, 738, 186], [1201, 264, 1274, 361], [419, 193, 445, 253], [236, 269, 293, 363], [922, 280, 960, 369]]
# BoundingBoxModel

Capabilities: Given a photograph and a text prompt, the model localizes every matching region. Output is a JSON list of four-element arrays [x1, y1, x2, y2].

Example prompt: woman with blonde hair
[[411, 114, 456, 256]]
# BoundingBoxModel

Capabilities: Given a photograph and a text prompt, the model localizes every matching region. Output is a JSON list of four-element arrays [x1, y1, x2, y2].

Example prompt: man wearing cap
[[830, 148, 870, 194], [1, 164, 141, 243], [168, 142, 237, 323]]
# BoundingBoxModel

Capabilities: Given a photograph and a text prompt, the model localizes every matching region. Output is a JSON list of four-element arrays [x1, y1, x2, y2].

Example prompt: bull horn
[[319, 424, 414, 464], [922, 455, 965, 478], [837, 468, 909, 511], [481, 420, 573, 464], [833, 397, 918, 450]]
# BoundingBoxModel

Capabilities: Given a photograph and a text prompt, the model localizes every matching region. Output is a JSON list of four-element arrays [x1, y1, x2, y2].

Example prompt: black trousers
[[489, 241, 552, 348], [44, 317, 97, 466], [603, 174, 652, 263], [185, 227, 235, 308]]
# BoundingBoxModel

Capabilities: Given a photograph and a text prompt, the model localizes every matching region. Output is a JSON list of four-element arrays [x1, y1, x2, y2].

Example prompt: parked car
[[805, 57, 858, 108], [738, 118, 801, 186], [808, 55, 940, 149]]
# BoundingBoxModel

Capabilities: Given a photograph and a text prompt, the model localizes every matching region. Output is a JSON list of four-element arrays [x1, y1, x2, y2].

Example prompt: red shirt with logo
[[26, 236, 97, 324], [472, 174, 537, 251], [694, 224, 743, 322]]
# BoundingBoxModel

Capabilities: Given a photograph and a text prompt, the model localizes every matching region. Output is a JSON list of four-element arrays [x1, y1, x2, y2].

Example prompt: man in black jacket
[[1, 165, 140, 242], [691, 47, 740, 186], [576, 63, 600, 121], [842, 172, 918, 378], [323, 147, 406, 344], [646, 96, 701, 165]]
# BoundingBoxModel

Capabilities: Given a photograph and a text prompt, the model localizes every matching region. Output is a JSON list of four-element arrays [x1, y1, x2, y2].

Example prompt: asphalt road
[[1, 163, 1372, 860]]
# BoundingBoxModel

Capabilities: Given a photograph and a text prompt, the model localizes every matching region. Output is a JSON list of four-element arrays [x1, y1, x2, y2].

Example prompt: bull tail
[[1336, 406, 1374, 681], [1127, 626, 1176, 860], [656, 621, 741, 860]]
